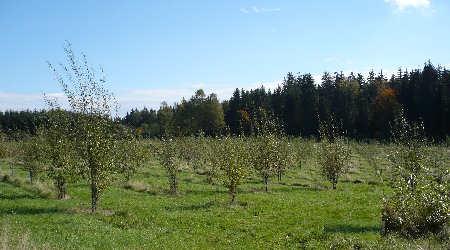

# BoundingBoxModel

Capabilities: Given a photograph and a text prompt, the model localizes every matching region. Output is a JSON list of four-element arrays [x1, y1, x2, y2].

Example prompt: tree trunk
[[169, 173, 177, 195], [91, 181, 99, 213], [90, 163, 99, 213], [230, 185, 236, 204], [332, 182, 337, 190], [264, 177, 268, 192], [206, 172, 213, 184], [56, 178, 67, 200], [29, 170, 34, 184]]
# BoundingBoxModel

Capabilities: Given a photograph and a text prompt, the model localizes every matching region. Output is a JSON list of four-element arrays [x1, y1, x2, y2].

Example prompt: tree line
[[122, 61, 450, 140], [1, 61, 449, 140]]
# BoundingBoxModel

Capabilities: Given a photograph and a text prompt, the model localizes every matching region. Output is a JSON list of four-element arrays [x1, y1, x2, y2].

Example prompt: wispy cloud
[[0, 81, 284, 116], [118, 80, 283, 113], [240, 6, 281, 14], [385, 0, 431, 11], [0, 92, 65, 111]]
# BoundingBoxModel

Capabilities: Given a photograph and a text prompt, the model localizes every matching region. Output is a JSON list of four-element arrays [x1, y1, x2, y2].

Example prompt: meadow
[[0, 139, 448, 249]]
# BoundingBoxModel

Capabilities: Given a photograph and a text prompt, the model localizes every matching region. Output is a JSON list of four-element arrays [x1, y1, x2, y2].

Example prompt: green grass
[[0, 142, 448, 249]]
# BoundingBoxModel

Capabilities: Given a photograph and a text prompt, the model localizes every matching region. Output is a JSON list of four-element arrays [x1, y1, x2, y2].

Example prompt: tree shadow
[[325, 224, 380, 234], [0, 207, 66, 216], [0, 193, 37, 200], [165, 201, 216, 212], [284, 183, 329, 191], [184, 189, 227, 196]]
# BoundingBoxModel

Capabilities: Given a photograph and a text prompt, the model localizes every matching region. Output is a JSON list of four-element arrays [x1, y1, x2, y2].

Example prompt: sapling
[[0, 132, 7, 159], [116, 127, 148, 182], [251, 135, 277, 191], [20, 136, 44, 184], [251, 108, 294, 186], [48, 42, 123, 212], [317, 118, 351, 190], [40, 107, 79, 199], [155, 138, 182, 195], [190, 133, 219, 184], [215, 136, 251, 203], [251, 135, 295, 191], [382, 110, 449, 237]]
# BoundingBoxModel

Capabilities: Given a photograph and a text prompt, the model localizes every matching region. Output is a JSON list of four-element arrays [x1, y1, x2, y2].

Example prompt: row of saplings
[[0, 43, 445, 246], [1, 112, 448, 239]]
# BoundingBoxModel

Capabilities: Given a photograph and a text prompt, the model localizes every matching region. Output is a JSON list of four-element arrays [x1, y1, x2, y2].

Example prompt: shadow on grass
[[0, 207, 65, 216], [240, 184, 327, 194], [287, 182, 329, 191], [0, 193, 37, 200], [165, 201, 216, 212], [325, 224, 380, 234], [184, 189, 227, 196]]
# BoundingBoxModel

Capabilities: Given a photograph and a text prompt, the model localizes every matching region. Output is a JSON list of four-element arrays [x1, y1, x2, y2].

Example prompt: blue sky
[[1, 0, 449, 114]]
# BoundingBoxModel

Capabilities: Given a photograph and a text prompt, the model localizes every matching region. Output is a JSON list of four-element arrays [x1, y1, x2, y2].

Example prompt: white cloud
[[0, 92, 61, 111], [118, 80, 283, 113], [240, 6, 281, 14], [239, 8, 250, 14], [0, 81, 284, 116], [385, 0, 431, 10]]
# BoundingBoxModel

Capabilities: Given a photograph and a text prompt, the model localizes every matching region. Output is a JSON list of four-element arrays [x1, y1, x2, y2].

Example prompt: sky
[[1, 0, 450, 115]]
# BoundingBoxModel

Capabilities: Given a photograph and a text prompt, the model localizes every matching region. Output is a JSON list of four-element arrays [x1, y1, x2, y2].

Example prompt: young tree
[[40, 107, 79, 199], [215, 136, 251, 203], [197, 135, 220, 184], [274, 137, 295, 183], [19, 136, 44, 184], [251, 135, 277, 192], [48, 42, 123, 212], [154, 138, 181, 195], [0, 132, 7, 159], [251, 110, 295, 190], [382, 110, 449, 237], [317, 118, 351, 190], [115, 126, 148, 182], [178, 134, 218, 184]]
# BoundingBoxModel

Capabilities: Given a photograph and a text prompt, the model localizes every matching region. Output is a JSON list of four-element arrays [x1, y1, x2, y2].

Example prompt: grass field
[[0, 140, 448, 249]]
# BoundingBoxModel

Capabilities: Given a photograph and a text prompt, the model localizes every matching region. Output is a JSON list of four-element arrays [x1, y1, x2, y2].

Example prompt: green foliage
[[0, 140, 449, 248], [317, 137, 351, 190], [176, 136, 198, 169], [317, 119, 351, 190], [115, 127, 149, 182], [0, 133, 8, 159], [214, 136, 251, 203], [250, 134, 278, 191], [173, 90, 225, 136], [382, 111, 449, 238], [182, 134, 219, 184], [291, 137, 313, 169], [157, 102, 174, 137], [154, 138, 183, 195], [18, 136, 45, 184], [48, 42, 122, 212], [39, 108, 79, 199], [250, 108, 296, 185]]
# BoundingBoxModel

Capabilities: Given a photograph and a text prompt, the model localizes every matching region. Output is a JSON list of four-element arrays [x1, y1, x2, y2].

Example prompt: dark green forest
[[1, 62, 449, 140]]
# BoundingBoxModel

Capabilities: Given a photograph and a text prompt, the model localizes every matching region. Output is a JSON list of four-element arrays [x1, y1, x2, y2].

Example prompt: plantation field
[[0, 140, 448, 249]]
